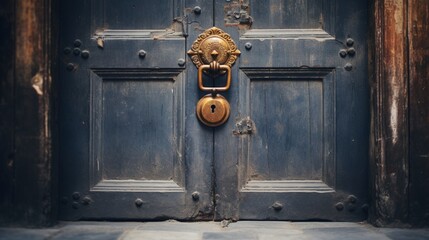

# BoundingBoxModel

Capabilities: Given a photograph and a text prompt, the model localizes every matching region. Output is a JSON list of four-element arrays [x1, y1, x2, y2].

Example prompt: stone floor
[[0, 221, 428, 240]]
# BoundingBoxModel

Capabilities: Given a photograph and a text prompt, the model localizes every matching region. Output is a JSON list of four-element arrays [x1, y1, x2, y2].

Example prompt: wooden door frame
[[1, 0, 428, 227], [369, 0, 409, 227]]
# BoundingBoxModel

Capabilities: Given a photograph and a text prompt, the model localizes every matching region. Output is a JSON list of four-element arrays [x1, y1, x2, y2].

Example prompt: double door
[[59, 0, 369, 221]]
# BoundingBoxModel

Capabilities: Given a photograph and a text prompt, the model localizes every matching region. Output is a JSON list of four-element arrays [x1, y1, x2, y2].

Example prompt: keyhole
[[211, 104, 216, 113]]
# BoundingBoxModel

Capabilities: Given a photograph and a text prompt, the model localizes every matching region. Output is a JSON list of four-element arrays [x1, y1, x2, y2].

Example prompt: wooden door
[[59, 0, 368, 221], [215, 0, 369, 221], [59, 0, 216, 220]]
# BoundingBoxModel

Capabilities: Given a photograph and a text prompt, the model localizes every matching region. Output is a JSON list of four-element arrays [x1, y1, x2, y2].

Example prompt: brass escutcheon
[[196, 94, 231, 127], [187, 27, 241, 69]]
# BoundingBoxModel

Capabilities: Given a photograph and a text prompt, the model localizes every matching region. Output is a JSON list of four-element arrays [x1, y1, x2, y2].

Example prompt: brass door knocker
[[187, 27, 240, 127]]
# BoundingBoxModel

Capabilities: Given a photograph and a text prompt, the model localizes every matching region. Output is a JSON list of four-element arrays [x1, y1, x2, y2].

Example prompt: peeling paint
[[31, 72, 43, 95], [233, 117, 255, 135], [224, 0, 253, 29], [96, 37, 104, 48], [371, 0, 411, 227], [390, 82, 399, 144]]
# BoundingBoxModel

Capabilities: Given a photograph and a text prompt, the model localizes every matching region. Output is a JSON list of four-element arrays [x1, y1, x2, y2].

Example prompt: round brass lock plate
[[196, 94, 230, 127]]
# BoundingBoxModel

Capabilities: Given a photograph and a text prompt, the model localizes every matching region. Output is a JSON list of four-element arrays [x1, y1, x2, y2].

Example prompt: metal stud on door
[[187, 27, 240, 127]]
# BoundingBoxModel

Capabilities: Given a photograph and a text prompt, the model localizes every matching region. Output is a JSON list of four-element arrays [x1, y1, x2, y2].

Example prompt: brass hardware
[[198, 63, 231, 92], [188, 27, 239, 127], [196, 94, 231, 127], [187, 27, 240, 69]]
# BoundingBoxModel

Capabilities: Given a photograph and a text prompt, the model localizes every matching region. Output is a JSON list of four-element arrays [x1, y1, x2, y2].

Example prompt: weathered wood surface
[[370, 0, 429, 227], [408, 0, 429, 227], [0, 0, 428, 227], [0, 0, 15, 226], [0, 0, 55, 227], [369, 0, 410, 227], [216, 0, 369, 221], [58, 0, 218, 221]]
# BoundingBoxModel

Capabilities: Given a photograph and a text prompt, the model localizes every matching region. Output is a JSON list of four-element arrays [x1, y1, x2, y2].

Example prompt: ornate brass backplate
[[187, 27, 241, 68]]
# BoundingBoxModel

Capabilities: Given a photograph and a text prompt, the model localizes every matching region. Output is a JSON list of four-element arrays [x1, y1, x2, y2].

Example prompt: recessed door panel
[[248, 80, 323, 181], [88, 70, 185, 195], [249, 0, 335, 32], [100, 78, 175, 181], [91, 0, 182, 30]]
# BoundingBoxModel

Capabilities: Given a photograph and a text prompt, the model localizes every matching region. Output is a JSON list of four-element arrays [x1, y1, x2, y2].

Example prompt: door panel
[[249, 0, 335, 31], [59, 0, 215, 220], [89, 70, 184, 190], [248, 77, 325, 181], [93, 0, 176, 30], [101, 77, 175, 181], [215, 0, 368, 221], [60, 0, 369, 221], [239, 69, 335, 187]]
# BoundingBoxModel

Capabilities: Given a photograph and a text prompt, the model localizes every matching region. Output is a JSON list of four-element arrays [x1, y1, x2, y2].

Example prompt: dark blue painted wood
[[249, 0, 335, 31], [59, 0, 215, 220], [214, 0, 369, 221], [60, 0, 368, 221], [248, 80, 323, 181]]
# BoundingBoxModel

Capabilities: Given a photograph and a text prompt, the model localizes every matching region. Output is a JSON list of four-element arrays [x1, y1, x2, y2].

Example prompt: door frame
[[3, 0, 417, 227]]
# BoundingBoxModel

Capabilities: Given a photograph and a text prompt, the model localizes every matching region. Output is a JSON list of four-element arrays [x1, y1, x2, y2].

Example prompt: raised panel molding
[[90, 69, 183, 80], [248, 0, 336, 33], [89, 69, 185, 192], [238, 68, 336, 192], [241, 68, 335, 79], [242, 180, 334, 193], [240, 29, 334, 40], [91, 180, 184, 192], [93, 30, 184, 40], [90, 0, 185, 33]]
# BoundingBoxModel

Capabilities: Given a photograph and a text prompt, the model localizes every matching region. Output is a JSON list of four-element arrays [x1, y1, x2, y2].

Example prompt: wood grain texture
[[101, 79, 175, 180], [101, 0, 173, 29], [217, 0, 369, 221], [248, 80, 323, 181], [0, 0, 56, 227], [408, 0, 429, 227], [369, 0, 410, 227], [58, 0, 218, 221], [3, 0, 429, 226], [249, 0, 334, 31], [0, 0, 15, 226]]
